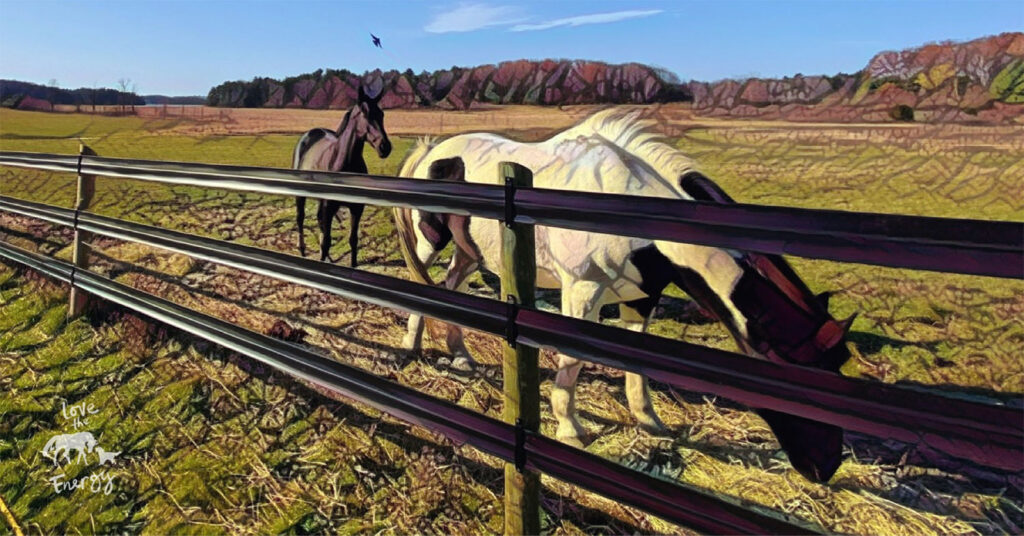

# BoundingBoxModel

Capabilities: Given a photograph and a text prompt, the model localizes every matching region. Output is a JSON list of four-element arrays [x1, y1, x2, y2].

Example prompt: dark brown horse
[[293, 86, 391, 266]]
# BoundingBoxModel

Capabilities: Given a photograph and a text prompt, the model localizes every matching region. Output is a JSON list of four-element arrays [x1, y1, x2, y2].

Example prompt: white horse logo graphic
[[41, 432, 98, 466]]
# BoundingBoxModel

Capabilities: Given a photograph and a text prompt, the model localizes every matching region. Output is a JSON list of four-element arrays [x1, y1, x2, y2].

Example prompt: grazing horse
[[41, 432, 98, 466], [393, 109, 856, 482], [293, 86, 391, 267]]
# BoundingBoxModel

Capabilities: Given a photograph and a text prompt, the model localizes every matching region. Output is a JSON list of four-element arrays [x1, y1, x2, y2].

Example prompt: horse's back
[[419, 132, 680, 200], [293, 128, 337, 170]]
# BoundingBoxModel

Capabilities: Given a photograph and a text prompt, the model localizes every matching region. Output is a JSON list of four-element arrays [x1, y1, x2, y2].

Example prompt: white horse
[[41, 431, 98, 466], [393, 109, 855, 482]]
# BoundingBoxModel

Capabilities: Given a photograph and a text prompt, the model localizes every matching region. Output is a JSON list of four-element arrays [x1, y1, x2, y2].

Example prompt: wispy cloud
[[510, 9, 663, 32], [424, 3, 523, 33]]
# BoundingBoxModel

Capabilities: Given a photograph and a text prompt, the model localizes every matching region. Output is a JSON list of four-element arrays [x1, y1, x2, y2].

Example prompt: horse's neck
[[335, 125, 367, 172]]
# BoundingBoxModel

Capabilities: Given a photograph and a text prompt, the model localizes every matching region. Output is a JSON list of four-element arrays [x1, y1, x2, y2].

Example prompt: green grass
[[669, 125, 1024, 391], [1, 108, 1022, 535], [0, 267, 518, 535]]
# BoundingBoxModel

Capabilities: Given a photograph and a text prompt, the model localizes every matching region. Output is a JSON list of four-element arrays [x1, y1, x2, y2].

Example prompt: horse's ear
[[816, 291, 833, 310], [838, 313, 857, 333], [679, 171, 734, 204]]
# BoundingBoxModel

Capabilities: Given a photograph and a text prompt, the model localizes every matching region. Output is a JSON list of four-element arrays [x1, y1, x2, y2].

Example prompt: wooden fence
[[1, 147, 1022, 535]]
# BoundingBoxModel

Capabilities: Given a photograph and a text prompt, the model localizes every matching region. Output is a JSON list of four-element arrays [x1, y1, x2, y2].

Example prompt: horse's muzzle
[[376, 138, 392, 159]]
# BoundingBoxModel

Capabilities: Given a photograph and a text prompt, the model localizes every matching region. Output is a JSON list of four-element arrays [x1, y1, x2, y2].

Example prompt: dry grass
[[1, 106, 1022, 535], [107, 104, 605, 140]]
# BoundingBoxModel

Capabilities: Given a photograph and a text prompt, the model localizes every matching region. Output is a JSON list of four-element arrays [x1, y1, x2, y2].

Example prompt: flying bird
[[370, 34, 382, 48]]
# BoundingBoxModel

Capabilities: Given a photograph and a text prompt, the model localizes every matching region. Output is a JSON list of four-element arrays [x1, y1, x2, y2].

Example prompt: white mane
[[554, 107, 699, 183], [401, 107, 699, 186], [398, 107, 701, 203]]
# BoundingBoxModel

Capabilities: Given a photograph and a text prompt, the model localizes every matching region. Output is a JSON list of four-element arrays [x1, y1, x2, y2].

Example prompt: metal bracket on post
[[69, 150, 86, 287], [68, 143, 96, 318], [504, 175, 516, 228], [514, 417, 526, 473], [505, 294, 518, 347]]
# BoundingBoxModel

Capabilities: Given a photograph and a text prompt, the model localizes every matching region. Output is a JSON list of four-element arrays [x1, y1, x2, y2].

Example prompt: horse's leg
[[296, 196, 306, 257], [552, 278, 606, 447], [318, 201, 339, 263], [439, 250, 479, 371], [620, 303, 667, 434], [316, 201, 327, 261], [348, 203, 364, 268], [401, 246, 441, 353]]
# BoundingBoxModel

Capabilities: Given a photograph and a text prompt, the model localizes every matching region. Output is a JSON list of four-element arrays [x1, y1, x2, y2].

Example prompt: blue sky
[[0, 0, 1020, 96]]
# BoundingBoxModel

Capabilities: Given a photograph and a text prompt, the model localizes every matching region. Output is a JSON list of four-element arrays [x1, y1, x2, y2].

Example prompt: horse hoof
[[556, 421, 589, 448], [637, 414, 669, 436], [639, 421, 671, 438], [401, 334, 422, 353], [556, 434, 586, 449], [450, 356, 476, 373]]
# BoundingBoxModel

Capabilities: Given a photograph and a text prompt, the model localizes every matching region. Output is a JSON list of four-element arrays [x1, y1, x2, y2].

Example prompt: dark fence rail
[[0, 242, 815, 536], [2, 149, 1023, 535], [1, 194, 1021, 472], [1, 151, 1020, 278]]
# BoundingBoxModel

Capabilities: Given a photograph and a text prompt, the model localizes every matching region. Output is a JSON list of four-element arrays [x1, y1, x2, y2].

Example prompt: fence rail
[[1, 194, 1020, 471], [2, 148, 1023, 535], [1, 151, 1020, 278], [0, 241, 815, 536]]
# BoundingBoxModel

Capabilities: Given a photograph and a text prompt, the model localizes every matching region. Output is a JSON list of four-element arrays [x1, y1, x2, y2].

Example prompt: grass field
[[1, 106, 1022, 535]]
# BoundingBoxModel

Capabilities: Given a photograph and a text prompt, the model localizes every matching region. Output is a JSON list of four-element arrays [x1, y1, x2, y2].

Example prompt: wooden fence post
[[499, 161, 540, 536], [68, 143, 96, 318]]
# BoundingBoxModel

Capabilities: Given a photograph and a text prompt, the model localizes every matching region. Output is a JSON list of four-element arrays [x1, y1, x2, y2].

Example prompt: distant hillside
[[206, 60, 690, 110], [0, 80, 145, 110], [207, 33, 1023, 122], [689, 32, 1024, 122], [143, 95, 206, 105]]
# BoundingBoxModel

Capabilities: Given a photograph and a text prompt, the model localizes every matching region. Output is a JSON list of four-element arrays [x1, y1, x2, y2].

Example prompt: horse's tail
[[397, 136, 435, 178], [293, 129, 326, 257], [394, 137, 439, 286], [394, 207, 436, 286], [42, 435, 58, 456], [292, 134, 305, 170]]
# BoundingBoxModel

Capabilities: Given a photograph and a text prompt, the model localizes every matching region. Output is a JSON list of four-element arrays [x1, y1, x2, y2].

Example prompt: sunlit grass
[[1, 107, 1021, 535]]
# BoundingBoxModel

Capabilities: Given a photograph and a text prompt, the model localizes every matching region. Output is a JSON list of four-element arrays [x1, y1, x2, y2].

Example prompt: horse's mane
[[398, 107, 700, 188], [555, 108, 698, 182], [335, 109, 353, 136]]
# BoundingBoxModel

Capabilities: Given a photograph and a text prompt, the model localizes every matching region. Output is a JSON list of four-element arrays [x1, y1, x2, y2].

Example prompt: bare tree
[[84, 83, 99, 113], [46, 78, 58, 112], [116, 78, 137, 115]]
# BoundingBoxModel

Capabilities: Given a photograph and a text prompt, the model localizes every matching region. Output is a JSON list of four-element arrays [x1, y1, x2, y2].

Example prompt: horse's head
[[354, 86, 391, 159], [673, 172, 856, 482]]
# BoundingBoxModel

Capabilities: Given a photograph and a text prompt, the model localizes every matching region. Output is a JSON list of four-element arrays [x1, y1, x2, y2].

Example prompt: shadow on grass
[[89, 249, 418, 359], [187, 330, 653, 535], [846, 330, 941, 354]]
